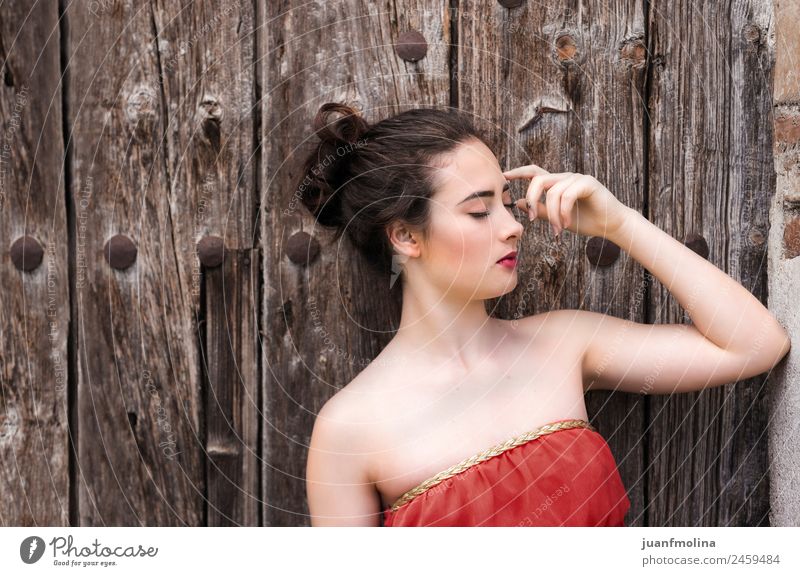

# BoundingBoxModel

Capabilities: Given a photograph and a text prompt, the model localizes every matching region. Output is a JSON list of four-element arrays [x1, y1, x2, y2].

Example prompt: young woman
[[300, 102, 791, 527]]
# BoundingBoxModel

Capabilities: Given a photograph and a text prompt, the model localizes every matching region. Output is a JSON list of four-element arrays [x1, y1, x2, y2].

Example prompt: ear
[[386, 221, 422, 259]]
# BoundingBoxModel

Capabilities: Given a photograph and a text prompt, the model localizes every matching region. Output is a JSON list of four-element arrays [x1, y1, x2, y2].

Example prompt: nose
[[500, 205, 524, 240]]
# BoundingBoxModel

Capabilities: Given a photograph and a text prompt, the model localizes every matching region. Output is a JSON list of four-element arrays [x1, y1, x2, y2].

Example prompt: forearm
[[608, 207, 791, 363]]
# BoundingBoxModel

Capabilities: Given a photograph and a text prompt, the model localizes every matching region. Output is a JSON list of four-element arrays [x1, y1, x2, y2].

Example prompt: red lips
[[497, 250, 518, 263]]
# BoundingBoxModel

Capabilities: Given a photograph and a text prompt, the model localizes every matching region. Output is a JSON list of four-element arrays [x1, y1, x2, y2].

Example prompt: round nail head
[[748, 227, 765, 246], [197, 235, 225, 268], [104, 234, 138, 270], [10, 235, 44, 272], [585, 236, 620, 267], [498, 0, 526, 8], [619, 36, 646, 67], [285, 231, 320, 265], [396, 30, 428, 62], [683, 233, 709, 260], [555, 33, 578, 62], [742, 23, 761, 45]]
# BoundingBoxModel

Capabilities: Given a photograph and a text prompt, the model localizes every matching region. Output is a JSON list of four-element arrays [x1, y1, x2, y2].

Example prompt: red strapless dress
[[382, 418, 630, 527]]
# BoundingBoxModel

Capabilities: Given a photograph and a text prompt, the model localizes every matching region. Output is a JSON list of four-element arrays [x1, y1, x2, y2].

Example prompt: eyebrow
[[457, 182, 511, 205]]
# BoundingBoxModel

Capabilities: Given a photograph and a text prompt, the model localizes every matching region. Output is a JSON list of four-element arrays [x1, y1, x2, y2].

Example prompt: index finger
[[502, 164, 551, 179]]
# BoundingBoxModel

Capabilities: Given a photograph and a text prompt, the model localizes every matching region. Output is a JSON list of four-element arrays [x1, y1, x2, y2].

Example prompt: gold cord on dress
[[388, 418, 596, 512]]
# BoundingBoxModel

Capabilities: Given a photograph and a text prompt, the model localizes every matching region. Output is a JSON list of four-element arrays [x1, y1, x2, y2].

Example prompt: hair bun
[[296, 103, 368, 231], [312, 102, 369, 146]]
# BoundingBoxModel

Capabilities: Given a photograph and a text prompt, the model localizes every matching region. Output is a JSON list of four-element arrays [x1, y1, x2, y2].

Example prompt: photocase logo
[[389, 253, 409, 289], [20, 536, 45, 564]]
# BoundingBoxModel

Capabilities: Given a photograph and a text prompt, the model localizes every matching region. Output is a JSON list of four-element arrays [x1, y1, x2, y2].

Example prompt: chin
[[496, 274, 519, 296], [473, 270, 519, 300]]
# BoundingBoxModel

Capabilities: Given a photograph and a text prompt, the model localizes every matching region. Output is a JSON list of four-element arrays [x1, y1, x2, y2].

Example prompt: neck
[[394, 277, 502, 371]]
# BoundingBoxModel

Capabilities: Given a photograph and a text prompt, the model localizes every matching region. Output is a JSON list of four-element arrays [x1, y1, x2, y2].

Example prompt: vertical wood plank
[[259, 0, 451, 526], [150, 0, 259, 527], [646, 0, 774, 526], [0, 0, 69, 526], [67, 0, 204, 525], [457, 1, 648, 525], [202, 251, 259, 525]]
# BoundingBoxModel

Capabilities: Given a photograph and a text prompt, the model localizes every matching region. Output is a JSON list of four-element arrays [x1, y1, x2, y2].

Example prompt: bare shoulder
[[514, 308, 597, 341], [306, 373, 385, 526], [513, 308, 605, 363], [311, 376, 376, 450], [309, 362, 392, 465], [536, 308, 629, 344]]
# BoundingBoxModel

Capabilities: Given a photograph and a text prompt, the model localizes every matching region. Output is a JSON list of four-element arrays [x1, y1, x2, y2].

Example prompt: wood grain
[[646, 0, 774, 526], [0, 0, 69, 526], [67, 0, 204, 525], [150, 0, 259, 527]]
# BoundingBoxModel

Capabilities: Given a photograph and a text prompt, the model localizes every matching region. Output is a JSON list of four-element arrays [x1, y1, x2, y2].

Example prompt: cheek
[[427, 211, 464, 259], [427, 215, 491, 270], [437, 230, 467, 261]]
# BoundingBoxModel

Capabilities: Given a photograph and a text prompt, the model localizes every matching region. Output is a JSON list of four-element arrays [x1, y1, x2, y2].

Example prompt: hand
[[503, 164, 631, 240]]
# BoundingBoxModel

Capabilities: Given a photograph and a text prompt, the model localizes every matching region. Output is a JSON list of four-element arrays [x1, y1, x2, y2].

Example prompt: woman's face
[[417, 138, 525, 300]]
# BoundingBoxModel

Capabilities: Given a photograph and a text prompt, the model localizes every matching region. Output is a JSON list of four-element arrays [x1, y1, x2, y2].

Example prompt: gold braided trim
[[388, 418, 595, 512]]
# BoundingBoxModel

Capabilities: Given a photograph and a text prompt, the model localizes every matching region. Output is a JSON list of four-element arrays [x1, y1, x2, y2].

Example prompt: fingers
[[525, 172, 574, 223], [514, 172, 574, 228], [545, 174, 581, 235], [559, 177, 584, 231], [516, 197, 547, 220], [505, 166, 584, 237], [502, 164, 550, 180]]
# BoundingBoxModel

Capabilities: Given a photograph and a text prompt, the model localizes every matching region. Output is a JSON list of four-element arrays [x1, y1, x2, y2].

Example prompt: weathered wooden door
[[1, 0, 776, 526]]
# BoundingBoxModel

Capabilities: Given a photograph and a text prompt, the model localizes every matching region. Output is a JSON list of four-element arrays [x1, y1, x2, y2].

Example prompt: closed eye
[[469, 203, 516, 218]]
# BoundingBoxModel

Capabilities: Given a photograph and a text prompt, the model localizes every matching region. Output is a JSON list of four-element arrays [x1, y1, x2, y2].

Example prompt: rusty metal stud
[[285, 231, 320, 265], [10, 235, 44, 272], [748, 227, 766, 247], [104, 234, 138, 270], [554, 33, 579, 63], [619, 35, 647, 68], [585, 236, 620, 267], [784, 218, 800, 260], [395, 29, 428, 62], [742, 23, 761, 45], [683, 233, 709, 260], [197, 235, 225, 268], [498, 0, 526, 7]]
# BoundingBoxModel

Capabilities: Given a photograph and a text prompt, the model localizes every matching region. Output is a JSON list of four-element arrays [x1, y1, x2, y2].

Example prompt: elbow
[[756, 329, 792, 373], [776, 331, 792, 364], [734, 328, 792, 378]]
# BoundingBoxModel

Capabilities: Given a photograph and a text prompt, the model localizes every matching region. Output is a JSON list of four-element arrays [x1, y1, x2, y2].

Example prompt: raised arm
[[503, 166, 791, 395], [579, 207, 791, 393]]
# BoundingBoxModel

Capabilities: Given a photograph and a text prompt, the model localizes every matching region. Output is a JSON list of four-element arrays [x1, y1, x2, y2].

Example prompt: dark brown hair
[[296, 102, 491, 278]]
